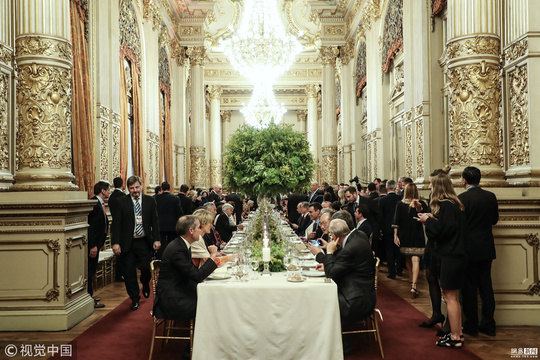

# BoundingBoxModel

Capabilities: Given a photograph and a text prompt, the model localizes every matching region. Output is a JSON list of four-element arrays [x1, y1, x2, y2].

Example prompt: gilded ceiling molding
[[0, 73, 8, 170], [319, 46, 339, 66], [186, 46, 206, 67], [355, 40, 366, 98], [508, 64, 529, 167], [119, 0, 142, 74], [283, 0, 320, 48], [158, 0, 180, 31], [381, 0, 403, 73], [159, 46, 171, 89]]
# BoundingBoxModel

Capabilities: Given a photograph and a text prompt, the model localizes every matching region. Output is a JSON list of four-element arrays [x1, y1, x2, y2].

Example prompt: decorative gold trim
[[15, 36, 72, 62], [186, 46, 206, 67], [504, 39, 528, 64], [416, 118, 424, 178], [319, 46, 339, 66], [65, 234, 87, 299], [0, 43, 13, 64], [447, 35, 500, 60], [0, 72, 8, 171], [508, 64, 529, 167]]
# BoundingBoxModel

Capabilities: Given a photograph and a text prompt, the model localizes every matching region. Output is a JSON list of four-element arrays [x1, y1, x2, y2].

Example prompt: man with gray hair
[[215, 203, 243, 243], [307, 219, 376, 327]]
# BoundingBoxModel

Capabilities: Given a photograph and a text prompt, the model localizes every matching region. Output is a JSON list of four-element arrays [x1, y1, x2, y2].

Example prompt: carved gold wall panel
[[190, 146, 206, 188], [120, 0, 141, 73], [0, 72, 8, 170], [416, 117, 424, 178], [100, 119, 109, 181], [111, 113, 121, 178], [321, 145, 337, 185], [405, 122, 412, 177], [508, 64, 529, 167], [504, 39, 528, 64], [147, 131, 160, 186], [210, 159, 222, 188]]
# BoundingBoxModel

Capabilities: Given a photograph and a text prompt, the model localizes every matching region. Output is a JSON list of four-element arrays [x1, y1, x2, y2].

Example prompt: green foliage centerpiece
[[223, 122, 316, 198]]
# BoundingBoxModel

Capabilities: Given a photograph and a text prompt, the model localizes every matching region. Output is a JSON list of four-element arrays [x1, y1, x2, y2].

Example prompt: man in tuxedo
[[155, 182, 183, 259], [307, 219, 376, 325], [153, 215, 218, 320], [287, 192, 308, 225], [354, 204, 372, 240], [225, 191, 243, 224], [305, 202, 323, 240], [215, 203, 243, 243], [308, 181, 324, 203], [177, 184, 193, 215], [366, 182, 379, 200], [111, 176, 161, 311], [208, 183, 225, 204], [459, 166, 499, 337], [345, 186, 382, 253], [87, 181, 110, 308], [378, 180, 401, 279], [108, 177, 126, 281], [293, 202, 311, 236]]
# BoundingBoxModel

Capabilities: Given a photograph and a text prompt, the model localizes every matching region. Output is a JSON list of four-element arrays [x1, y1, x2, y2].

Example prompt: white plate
[[287, 277, 305, 282], [300, 260, 318, 268], [299, 255, 314, 260], [207, 273, 232, 280], [303, 271, 325, 277]]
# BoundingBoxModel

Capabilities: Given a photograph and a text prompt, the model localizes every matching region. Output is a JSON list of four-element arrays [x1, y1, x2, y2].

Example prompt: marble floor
[[1, 267, 539, 360]]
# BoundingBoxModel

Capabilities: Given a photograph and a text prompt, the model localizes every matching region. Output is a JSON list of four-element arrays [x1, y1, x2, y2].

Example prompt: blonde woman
[[338, 189, 347, 204], [191, 209, 234, 267]]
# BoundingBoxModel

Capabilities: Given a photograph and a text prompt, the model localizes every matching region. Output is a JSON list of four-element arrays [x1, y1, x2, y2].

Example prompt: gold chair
[[149, 260, 194, 360], [342, 257, 384, 358]]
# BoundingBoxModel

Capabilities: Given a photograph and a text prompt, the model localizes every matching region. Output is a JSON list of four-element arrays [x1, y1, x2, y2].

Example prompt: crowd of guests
[[86, 165, 498, 352]]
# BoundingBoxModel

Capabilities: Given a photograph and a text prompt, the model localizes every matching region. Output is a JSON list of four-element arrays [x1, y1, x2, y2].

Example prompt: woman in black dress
[[392, 183, 427, 298], [418, 173, 466, 348]]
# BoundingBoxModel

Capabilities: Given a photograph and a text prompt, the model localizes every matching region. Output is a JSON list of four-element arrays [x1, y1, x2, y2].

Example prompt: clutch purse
[[399, 247, 425, 256]]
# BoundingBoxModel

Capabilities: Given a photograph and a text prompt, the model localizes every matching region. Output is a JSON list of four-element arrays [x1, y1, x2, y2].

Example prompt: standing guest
[[108, 177, 127, 281], [87, 181, 110, 308], [397, 177, 413, 199], [345, 186, 382, 253], [208, 184, 225, 204], [373, 178, 382, 190], [154, 182, 184, 259], [378, 180, 402, 280], [393, 183, 428, 298], [177, 184, 193, 215], [308, 181, 323, 203], [111, 176, 161, 311], [459, 166, 499, 337], [154, 186, 163, 196], [225, 191, 243, 224], [418, 174, 466, 348], [354, 204, 372, 239], [215, 203, 243, 243], [366, 183, 379, 199], [153, 215, 218, 321], [378, 184, 387, 198]]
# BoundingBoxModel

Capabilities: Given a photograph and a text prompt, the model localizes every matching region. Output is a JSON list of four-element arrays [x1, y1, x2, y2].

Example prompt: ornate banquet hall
[[1, 0, 540, 359]]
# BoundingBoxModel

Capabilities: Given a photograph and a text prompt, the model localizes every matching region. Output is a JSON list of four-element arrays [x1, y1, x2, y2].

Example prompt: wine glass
[[250, 259, 260, 280]]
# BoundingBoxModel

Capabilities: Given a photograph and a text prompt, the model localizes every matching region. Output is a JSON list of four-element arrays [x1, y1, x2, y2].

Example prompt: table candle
[[262, 248, 271, 262]]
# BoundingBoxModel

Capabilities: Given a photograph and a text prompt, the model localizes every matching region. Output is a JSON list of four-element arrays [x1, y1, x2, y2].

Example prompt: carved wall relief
[[416, 117, 424, 178], [381, 0, 403, 72], [210, 159, 222, 188], [355, 41, 367, 98], [321, 145, 338, 185], [120, 0, 142, 73], [0, 73, 8, 170], [405, 121, 412, 177], [111, 113, 121, 178], [190, 146, 206, 188], [508, 65, 529, 167], [100, 119, 109, 181]]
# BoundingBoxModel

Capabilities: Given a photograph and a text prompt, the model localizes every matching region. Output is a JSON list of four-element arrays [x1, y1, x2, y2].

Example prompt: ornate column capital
[[170, 39, 186, 66], [339, 38, 355, 65], [319, 46, 339, 66], [297, 110, 307, 122], [220, 110, 232, 123], [305, 84, 320, 99], [186, 46, 206, 67], [207, 85, 223, 100]]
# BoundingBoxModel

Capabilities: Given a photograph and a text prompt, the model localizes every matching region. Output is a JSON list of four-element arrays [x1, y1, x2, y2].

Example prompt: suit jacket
[[378, 192, 401, 236], [458, 187, 498, 260], [308, 191, 323, 204], [287, 193, 308, 225], [305, 220, 323, 239], [316, 230, 376, 322], [207, 191, 222, 204], [107, 189, 126, 219], [347, 196, 382, 231], [153, 237, 217, 320], [296, 214, 312, 236], [225, 192, 243, 224], [155, 192, 183, 233], [215, 212, 237, 243], [177, 193, 193, 215], [356, 219, 373, 239], [367, 192, 379, 200], [111, 194, 160, 253], [88, 196, 108, 250]]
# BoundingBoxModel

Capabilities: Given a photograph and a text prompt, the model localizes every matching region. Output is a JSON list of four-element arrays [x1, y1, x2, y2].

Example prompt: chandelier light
[[241, 85, 286, 129]]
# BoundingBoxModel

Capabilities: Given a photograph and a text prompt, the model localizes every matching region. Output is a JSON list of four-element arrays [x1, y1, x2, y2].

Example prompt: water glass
[[250, 259, 260, 280]]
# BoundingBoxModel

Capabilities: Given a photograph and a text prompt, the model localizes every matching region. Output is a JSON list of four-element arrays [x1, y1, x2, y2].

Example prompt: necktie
[[134, 198, 143, 236]]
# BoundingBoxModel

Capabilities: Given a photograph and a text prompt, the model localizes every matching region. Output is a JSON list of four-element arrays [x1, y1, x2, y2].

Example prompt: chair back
[[374, 257, 380, 293], [150, 260, 161, 297]]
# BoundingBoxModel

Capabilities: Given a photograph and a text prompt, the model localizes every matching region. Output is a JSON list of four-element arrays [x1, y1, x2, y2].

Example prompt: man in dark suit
[[354, 204, 372, 240], [307, 219, 376, 325], [287, 192, 308, 225], [378, 180, 402, 279], [108, 177, 127, 281], [87, 181, 110, 308], [207, 183, 225, 204], [111, 175, 161, 311], [294, 202, 312, 236], [459, 166, 499, 337], [155, 181, 183, 259], [153, 215, 218, 320], [225, 191, 243, 224], [366, 182, 379, 200], [177, 184, 193, 215], [345, 186, 382, 253], [305, 202, 324, 240], [308, 181, 324, 203], [215, 203, 243, 243]]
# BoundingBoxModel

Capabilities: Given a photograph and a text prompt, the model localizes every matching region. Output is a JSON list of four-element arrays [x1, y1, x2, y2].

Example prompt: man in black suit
[[155, 182, 183, 259], [307, 219, 376, 324], [354, 204, 372, 240], [87, 181, 110, 308], [177, 184, 193, 215], [294, 202, 312, 236], [111, 175, 161, 311], [378, 180, 402, 279], [308, 181, 324, 203], [153, 215, 218, 320], [215, 203, 243, 243], [208, 183, 225, 204], [345, 186, 382, 253], [459, 166, 499, 337], [108, 177, 127, 281], [287, 192, 308, 225], [225, 191, 243, 224], [305, 202, 324, 240], [366, 182, 379, 200]]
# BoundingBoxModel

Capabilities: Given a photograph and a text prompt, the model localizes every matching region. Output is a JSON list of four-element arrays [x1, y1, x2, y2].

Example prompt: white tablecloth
[[192, 272, 343, 360]]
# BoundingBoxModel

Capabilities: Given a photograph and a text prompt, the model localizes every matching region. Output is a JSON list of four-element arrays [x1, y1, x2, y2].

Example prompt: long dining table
[[191, 271, 344, 360]]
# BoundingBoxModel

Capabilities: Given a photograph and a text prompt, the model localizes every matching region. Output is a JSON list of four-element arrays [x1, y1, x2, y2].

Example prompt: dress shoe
[[94, 302, 105, 309], [419, 314, 445, 328], [92, 297, 101, 302], [130, 300, 139, 311], [462, 327, 479, 336], [479, 326, 496, 336], [386, 274, 396, 280], [142, 283, 150, 298]]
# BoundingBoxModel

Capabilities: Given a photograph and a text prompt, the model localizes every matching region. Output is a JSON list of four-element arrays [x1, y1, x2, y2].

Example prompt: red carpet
[[52, 285, 482, 360]]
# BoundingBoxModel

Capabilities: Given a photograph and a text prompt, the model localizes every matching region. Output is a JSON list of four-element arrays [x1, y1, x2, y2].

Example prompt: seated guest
[[191, 209, 235, 267], [322, 200, 333, 209], [355, 204, 372, 239], [305, 202, 323, 240], [153, 215, 218, 320], [294, 202, 312, 236], [201, 203, 226, 251], [307, 219, 376, 324], [215, 203, 243, 243], [332, 210, 355, 232]]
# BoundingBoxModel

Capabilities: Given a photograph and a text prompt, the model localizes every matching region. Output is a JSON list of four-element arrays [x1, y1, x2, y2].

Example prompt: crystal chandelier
[[220, 0, 303, 127]]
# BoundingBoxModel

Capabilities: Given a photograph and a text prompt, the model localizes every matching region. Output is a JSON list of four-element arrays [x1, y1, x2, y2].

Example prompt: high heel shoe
[[410, 283, 419, 299], [419, 314, 445, 328]]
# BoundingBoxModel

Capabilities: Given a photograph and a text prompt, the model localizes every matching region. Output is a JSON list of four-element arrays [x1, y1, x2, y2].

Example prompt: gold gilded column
[[187, 46, 207, 188], [0, 1, 14, 189], [12, 0, 77, 190], [208, 85, 222, 187], [446, 0, 504, 182], [320, 46, 339, 185]]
